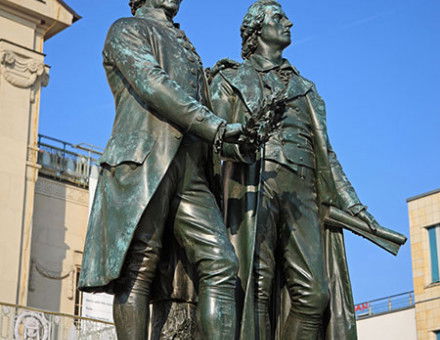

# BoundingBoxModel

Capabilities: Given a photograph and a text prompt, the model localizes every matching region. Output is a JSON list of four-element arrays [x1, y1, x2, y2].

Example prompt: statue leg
[[113, 290, 150, 340], [254, 161, 290, 340], [278, 165, 329, 340], [253, 161, 280, 340], [172, 169, 238, 340], [112, 163, 176, 340]]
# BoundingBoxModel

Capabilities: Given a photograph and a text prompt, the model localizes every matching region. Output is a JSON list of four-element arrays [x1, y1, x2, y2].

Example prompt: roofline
[[0, 39, 46, 56], [406, 188, 440, 202], [57, 0, 81, 22]]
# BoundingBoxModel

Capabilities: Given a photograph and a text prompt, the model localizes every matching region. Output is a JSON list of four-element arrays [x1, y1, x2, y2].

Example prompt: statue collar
[[135, 7, 180, 29], [249, 54, 299, 75], [220, 57, 312, 113]]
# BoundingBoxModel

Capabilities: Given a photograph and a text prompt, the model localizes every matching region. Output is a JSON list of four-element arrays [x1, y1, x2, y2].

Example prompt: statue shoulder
[[213, 58, 240, 73], [108, 16, 154, 37], [298, 73, 326, 115], [291, 70, 321, 99], [109, 17, 138, 31], [294, 72, 315, 90], [208, 58, 241, 82]]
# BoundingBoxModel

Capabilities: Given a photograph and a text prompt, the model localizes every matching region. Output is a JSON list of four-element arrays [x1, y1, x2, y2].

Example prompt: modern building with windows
[[407, 189, 440, 340]]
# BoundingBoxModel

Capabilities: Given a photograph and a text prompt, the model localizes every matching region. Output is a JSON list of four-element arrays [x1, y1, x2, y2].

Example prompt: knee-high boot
[[282, 311, 323, 340], [197, 287, 237, 340], [113, 289, 150, 340]]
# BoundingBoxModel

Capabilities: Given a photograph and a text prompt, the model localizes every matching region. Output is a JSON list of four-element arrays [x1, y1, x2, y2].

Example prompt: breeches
[[117, 142, 238, 297], [255, 161, 329, 319]]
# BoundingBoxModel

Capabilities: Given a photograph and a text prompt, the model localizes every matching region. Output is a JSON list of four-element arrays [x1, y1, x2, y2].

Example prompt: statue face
[[150, 0, 182, 17], [259, 5, 293, 50]]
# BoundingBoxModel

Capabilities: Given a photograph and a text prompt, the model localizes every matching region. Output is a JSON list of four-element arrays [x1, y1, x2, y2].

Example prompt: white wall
[[357, 308, 417, 340]]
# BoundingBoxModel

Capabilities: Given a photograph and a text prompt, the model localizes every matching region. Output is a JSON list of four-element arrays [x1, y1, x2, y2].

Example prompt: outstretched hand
[[357, 210, 378, 232]]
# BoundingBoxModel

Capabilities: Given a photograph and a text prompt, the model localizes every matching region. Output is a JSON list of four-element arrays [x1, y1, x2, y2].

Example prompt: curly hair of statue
[[129, 0, 146, 15], [241, 0, 281, 59]]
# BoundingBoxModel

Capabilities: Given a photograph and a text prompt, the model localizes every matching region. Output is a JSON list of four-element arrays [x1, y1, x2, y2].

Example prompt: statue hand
[[214, 123, 245, 154], [239, 142, 258, 161], [223, 123, 245, 143], [356, 210, 378, 232]]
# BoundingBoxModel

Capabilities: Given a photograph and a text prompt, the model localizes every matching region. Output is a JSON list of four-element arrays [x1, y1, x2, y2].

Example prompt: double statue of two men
[[78, 0, 404, 339]]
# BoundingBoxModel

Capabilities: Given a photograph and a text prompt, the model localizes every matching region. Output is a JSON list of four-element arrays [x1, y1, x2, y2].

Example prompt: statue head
[[129, 0, 182, 18], [241, 0, 293, 59]]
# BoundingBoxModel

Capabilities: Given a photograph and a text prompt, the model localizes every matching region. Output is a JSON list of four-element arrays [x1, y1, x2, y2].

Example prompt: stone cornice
[[0, 40, 49, 100], [0, 0, 81, 40], [0, 50, 49, 88], [35, 177, 89, 207]]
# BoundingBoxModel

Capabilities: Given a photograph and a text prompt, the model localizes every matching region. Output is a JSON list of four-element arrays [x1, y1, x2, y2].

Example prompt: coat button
[[300, 156, 304, 161]]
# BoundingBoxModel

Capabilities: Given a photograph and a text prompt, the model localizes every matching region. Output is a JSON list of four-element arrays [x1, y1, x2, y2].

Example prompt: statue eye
[[273, 14, 282, 22]]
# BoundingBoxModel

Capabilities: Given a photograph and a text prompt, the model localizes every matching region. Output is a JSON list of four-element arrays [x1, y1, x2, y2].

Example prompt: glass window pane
[[428, 226, 440, 283]]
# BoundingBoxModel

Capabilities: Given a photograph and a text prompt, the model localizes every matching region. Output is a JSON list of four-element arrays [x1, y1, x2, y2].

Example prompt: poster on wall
[[81, 166, 114, 323], [81, 292, 114, 323]]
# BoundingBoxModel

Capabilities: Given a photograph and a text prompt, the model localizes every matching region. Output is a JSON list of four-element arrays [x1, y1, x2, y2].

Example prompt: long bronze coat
[[78, 8, 225, 292], [210, 59, 363, 339]]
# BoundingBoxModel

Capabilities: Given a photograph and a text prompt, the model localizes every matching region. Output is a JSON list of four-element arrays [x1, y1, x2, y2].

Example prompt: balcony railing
[[354, 291, 414, 319], [0, 302, 116, 339], [37, 135, 102, 187]]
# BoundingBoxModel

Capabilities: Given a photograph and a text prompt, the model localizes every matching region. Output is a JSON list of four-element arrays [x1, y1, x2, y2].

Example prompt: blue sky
[[41, 0, 440, 303]]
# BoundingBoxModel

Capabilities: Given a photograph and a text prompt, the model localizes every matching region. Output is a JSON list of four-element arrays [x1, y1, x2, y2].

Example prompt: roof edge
[[57, 0, 81, 22], [406, 188, 440, 202]]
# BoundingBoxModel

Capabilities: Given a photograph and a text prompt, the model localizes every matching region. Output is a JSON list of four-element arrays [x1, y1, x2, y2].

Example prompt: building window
[[428, 225, 440, 283], [435, 330, 440, 340], [74, 267, 83, 318]]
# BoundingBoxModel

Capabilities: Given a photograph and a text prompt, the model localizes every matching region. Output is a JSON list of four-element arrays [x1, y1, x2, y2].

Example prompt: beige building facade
[[407, 189, 440, 340], [28, 173, 89, 314], [26, 135, 103, 317], [0, 0, 79, 306]]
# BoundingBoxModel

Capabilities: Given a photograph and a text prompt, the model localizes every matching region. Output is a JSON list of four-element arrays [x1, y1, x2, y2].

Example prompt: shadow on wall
[[27, 177, 70, 312]]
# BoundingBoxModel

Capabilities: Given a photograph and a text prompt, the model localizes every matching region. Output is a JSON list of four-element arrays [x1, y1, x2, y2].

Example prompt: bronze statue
[[76, 0, 407, 338], [210, 1, 406, 339], [77, 0, 252, 338]]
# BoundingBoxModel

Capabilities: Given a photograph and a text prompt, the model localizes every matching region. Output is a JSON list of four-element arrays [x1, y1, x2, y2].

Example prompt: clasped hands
[[214, 122, 263, 158], [215, 96, 286, 157]]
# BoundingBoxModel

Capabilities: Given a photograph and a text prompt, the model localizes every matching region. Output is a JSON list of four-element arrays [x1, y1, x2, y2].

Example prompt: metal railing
[[37, 135, 102, 187], [354, 291, 414, 320], [0, 302, 116, 339], [0, 291, 416, 339]]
